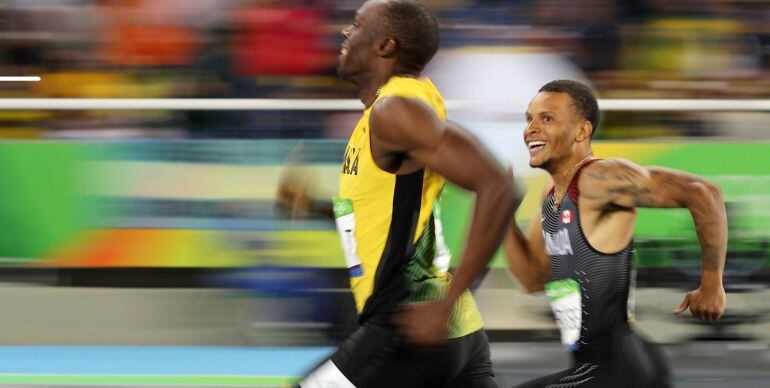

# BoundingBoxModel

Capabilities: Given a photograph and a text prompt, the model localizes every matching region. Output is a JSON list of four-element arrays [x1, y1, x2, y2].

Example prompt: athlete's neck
[[549, 152, 594, 195], [358, 69, 421, 108]]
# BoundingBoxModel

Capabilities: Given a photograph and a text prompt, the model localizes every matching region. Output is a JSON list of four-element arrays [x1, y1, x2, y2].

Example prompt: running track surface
[[0, 346, 333, 386], [0, 344, 768, 387]]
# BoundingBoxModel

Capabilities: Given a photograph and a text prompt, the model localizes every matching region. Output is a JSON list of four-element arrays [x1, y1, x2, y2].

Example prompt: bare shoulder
[[581, 158, 650, 186], [369, 96, 441, 147], [579, 158, 651, 202]]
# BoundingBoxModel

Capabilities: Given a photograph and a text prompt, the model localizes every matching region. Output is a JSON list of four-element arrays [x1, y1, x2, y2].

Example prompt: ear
[[376, 37, 397, 57], [576, 120, 593, 142]]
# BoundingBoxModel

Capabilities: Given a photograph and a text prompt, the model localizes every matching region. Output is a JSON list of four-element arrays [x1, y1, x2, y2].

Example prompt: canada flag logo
[[562, 210, 572, 224]]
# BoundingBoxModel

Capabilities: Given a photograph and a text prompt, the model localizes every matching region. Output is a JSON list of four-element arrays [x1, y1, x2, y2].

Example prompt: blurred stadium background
[[0, 0, 768, 387]]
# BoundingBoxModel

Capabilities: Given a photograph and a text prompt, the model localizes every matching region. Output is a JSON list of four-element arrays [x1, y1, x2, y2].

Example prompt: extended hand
[[674, 285, 726, 321], [276, 164, 318, 219], [394, 299, 453, 346], [276, 184, 313, 218]]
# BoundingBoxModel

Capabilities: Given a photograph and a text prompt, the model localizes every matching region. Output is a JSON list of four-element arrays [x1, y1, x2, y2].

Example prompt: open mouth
[[527, 140, 546, 153]]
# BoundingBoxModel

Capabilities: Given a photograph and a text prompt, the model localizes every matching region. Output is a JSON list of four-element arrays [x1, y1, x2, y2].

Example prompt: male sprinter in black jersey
[[504, 80, 727, 388], [298, 1, 513, 387]]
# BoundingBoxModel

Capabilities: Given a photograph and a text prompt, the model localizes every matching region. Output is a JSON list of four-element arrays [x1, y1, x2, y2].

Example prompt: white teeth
[[528, 141, 546, 148]]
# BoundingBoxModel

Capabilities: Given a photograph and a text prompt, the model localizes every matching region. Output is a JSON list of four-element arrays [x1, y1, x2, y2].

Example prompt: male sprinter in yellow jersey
[[504, 80, 726, 387], [299, 1, 514, 387]]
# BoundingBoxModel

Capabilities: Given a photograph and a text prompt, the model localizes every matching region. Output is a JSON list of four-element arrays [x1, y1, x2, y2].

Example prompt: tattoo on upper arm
[[631, 170, 673, 207], [585, 164, 654, 205], [586, 162, 725, 271], [586, 162, 719, 211], [613, 167, 696, 208]]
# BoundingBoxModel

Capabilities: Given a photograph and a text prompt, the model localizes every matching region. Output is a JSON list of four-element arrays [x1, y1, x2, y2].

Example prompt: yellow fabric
[[338, 76, 483, 338], [339, 76, 444, 312]]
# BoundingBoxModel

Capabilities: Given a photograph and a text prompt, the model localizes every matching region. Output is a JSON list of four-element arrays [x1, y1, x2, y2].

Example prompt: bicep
[[582, 160, 699, 209], [526, 212, 546, 251], [633, 167, 721, 210], [409, 122, 504, 191], [632, 167, 695, 208], [525, 182, 550, 248], [370, 97, 505, 191]]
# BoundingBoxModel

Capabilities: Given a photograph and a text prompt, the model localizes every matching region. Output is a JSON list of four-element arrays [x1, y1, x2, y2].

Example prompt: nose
[[341, 25, 352, 39], [524, 119, 538, 137]]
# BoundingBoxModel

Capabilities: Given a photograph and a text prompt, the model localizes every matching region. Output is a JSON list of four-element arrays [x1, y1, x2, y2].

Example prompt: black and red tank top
[[541, 160, 634, 351]]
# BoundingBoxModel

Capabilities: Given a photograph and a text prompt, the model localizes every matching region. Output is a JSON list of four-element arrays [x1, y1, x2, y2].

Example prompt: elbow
[[690, 180, 724, 206], [489, 178, 517, 215], [518, 279, 544, 294], [520, 283, 540, 294], [705, 180, 723, 201], [501, 183, 517, 214], [506, 265, 546, 294]]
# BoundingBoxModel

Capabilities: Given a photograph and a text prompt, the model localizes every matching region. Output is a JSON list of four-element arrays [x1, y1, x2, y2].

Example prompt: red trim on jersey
[[568, 158, 601, 203]]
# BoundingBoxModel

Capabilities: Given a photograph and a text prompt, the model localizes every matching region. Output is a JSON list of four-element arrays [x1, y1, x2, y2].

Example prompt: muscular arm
[[370, 96, 516, 303], [370, 96, 515, 336], [580, 158, 727, 320], [503, 185, 551, 293]]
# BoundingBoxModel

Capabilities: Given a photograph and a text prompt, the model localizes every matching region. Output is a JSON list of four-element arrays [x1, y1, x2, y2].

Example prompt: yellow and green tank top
[[334, 76, 483, 339]]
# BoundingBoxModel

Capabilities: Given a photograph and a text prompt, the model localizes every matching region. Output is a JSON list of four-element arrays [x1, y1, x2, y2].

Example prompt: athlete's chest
[[541, 195, 580, 257], [545, 193, 636, 255], [339, 114, 395, 198]]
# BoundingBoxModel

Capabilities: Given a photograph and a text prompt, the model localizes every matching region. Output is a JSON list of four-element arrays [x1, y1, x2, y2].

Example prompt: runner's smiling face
[[338, 1, 388, 81], [524, 92, 586, 170]]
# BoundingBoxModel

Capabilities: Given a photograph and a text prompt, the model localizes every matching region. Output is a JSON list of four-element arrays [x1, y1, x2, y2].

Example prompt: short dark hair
[[381, 0, 439, 71], [539, 80, 600, 138]]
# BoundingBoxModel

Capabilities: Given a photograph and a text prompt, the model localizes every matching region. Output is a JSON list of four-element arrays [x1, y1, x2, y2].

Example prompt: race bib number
[[333, 197, 363, 278], [545, 278, 582, 350]]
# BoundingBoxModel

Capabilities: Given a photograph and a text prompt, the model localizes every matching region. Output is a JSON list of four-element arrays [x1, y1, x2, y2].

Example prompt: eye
[[543, 115, 553, 123]]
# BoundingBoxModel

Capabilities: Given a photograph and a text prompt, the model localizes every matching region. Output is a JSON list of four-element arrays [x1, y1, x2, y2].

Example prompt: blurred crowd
[[0, 0, 768, 139]]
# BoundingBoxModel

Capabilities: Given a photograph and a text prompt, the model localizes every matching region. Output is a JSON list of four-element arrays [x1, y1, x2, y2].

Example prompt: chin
[[336, 64, 349, 80], [529, 158, 543, 168]]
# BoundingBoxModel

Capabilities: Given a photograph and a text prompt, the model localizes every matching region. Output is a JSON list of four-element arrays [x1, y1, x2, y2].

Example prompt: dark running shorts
[[300, 323, 499, 388], [515, 332, 672, 388]]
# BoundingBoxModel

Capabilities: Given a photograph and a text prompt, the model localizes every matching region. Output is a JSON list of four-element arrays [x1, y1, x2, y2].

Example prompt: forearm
[[445, 182, 515, 303], [612, 166, 727, 284], [687, 182, 727, 288], [275, 192, 334, 221], [504, 222, 547, 293]]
